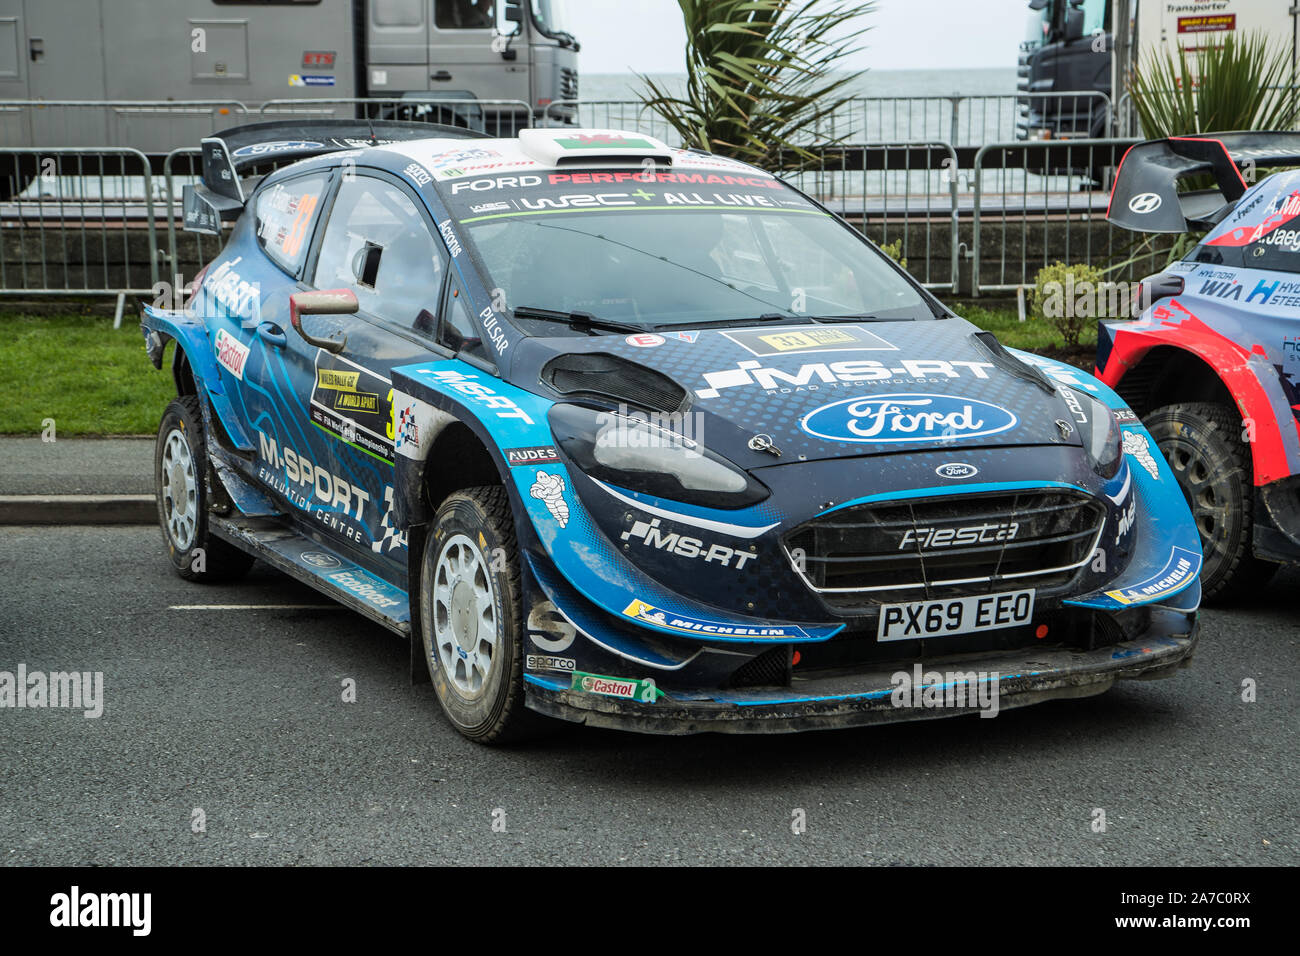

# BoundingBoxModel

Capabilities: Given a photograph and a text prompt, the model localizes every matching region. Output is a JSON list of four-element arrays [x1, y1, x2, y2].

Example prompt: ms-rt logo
[[50, 886, 151, 936]]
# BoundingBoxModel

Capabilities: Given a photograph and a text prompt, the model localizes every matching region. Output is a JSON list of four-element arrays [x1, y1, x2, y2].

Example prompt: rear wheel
[[1142, 402, 1277, 602], [154, 396, 254, 582], [419, 486, 545, 743]]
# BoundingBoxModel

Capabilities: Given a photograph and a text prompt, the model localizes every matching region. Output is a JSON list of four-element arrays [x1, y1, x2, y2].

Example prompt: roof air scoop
[[517, 128, 675, 167]]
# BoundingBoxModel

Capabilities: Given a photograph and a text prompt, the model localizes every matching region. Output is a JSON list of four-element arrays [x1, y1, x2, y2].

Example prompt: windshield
[[1022, 3, 1051, 50], [457, 202, 931, 328], [531, 0, 573, 37]]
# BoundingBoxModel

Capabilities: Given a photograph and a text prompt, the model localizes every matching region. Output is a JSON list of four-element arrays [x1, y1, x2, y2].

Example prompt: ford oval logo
[[936, 462, 979, 479], [799, 394, 1018, 444]]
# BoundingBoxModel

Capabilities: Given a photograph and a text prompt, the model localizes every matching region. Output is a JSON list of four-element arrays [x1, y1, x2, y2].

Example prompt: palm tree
[[637, 0, 876, 169], [1129, 30, 1299, 138]]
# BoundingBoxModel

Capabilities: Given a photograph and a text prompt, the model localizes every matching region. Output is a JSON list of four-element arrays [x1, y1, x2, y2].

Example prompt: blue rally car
[[142, 120, 1203, 741]]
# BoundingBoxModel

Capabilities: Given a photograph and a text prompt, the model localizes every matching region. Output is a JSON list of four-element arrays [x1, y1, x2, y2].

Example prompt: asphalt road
[[2, 526, 1296, 866]]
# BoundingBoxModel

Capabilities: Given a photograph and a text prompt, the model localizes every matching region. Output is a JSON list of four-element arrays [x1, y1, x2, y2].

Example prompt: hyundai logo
[[800, 394, 1018, 444], [1128, 192, 1162, 215]]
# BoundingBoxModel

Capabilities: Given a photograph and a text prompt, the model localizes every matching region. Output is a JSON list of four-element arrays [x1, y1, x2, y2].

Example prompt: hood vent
[[542, 352, 688, 415]]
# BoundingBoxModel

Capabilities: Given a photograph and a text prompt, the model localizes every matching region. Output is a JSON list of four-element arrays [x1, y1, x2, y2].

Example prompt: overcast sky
[[565, 0, 1024, 73]]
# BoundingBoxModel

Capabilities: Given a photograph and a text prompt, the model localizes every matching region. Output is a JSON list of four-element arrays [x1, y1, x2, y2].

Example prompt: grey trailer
[[0, 0, 579, 153]]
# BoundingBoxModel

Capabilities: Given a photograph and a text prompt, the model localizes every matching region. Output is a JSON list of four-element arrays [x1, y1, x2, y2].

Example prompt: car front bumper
[[523, 608, 1198, 735]]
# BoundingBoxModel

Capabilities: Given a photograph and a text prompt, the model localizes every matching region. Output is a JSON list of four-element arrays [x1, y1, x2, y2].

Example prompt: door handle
[[431, 70, 453, 82], [257, 322, 287, 349], [29, 38, 44, 62]]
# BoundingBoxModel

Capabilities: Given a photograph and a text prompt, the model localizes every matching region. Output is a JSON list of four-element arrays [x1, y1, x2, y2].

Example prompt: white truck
[[1018, 0, 1297, 140]]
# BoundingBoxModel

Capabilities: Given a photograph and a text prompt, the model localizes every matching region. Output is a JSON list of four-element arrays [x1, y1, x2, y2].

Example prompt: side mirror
[[504, 1, 524, 24], [289, 289, 357, 354], [1064, 7, 1085, 41]]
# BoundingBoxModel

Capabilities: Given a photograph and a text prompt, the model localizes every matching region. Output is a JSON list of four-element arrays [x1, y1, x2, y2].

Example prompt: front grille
[[560, 67, 579, 100], [784, 490, 1105, 611]]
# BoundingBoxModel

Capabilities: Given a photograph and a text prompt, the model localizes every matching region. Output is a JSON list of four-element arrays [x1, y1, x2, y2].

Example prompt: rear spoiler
[[1107, 131, 1300, 233], [182, 119, 486, 235]]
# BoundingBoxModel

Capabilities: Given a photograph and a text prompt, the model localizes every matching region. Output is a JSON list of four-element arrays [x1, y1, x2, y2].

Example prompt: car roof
[[378, 128, 777, 185]]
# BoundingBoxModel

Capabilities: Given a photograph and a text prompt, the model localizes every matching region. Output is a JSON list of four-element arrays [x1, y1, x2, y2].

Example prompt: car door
[[306, 171, 451, 567], [205, 169, 337, 520]]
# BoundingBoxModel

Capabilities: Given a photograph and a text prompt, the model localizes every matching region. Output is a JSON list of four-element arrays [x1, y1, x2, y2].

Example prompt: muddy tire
[[154, 396, 254, 583], [1142, 402, 1276, 602], [419, 486, 546, 743]]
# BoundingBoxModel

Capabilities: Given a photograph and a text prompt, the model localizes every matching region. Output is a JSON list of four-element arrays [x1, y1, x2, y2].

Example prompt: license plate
[[877, 589, 1035, 642]]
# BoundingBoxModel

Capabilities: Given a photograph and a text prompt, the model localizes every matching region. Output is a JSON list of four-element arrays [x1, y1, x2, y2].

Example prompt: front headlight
[[1067, 390, 1123, 479], [548, 403, 769, 508]]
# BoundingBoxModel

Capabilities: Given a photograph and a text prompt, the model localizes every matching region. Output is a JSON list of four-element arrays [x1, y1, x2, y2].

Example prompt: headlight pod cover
[[547, 403, 769, 508], [1067, 389, 1123, 479]]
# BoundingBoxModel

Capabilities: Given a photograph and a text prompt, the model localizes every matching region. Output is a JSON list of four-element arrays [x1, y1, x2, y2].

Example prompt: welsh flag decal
[[554, 133, 657, 150]]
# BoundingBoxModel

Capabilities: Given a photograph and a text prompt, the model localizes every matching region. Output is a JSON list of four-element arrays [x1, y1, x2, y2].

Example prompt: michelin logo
[[529, 471, 569, 528], [1122, 430, 1161, 480]]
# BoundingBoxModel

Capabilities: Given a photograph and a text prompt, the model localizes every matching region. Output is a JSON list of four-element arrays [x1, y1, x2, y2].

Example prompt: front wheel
[[1142, 402, 1276, 602], [154, 396, 254, 582], [419, 486, 544, 743]]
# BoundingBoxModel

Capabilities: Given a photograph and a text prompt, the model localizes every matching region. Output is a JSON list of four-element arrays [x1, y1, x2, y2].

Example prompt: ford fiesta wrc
[[141, 121, 1203, 741]]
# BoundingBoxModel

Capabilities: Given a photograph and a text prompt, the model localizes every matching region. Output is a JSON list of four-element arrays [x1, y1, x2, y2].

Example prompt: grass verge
[[0, 313, 173, 436]]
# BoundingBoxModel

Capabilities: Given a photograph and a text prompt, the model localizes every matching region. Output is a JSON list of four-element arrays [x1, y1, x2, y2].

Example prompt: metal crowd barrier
[[0, 100, 248, 154], [968, 138, 1176, 297], [0, 96, 1180, 304], [544, 91, 1111, 148], [0, 147, 160, 321], [258, 97, 536, 135]]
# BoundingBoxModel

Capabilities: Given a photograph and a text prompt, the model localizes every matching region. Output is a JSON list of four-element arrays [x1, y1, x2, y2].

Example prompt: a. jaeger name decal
[[694, 358, 996, 399]]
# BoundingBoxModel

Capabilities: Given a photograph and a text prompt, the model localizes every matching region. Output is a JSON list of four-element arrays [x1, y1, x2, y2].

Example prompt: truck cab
[[1017, 0, 1112, 141]]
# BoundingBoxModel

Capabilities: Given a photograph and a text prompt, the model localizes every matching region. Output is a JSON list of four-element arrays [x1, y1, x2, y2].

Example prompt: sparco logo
[[899, 521, 1019, 551], [800, 394, 1018, 444]]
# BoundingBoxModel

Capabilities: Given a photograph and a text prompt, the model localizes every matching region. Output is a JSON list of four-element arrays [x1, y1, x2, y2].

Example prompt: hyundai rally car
[[1102, 132, 1300, 601], [141, 120, 1202, 741]]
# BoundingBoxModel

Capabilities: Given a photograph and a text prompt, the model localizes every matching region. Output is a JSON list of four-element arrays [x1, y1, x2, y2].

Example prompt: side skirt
[[208, 515, 411, 637]]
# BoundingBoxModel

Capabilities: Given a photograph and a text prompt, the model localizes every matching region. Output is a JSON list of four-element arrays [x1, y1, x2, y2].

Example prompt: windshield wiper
[[651, 313, 793, 330], [513, 306, 646, 335], [807, 313, 918, 323]]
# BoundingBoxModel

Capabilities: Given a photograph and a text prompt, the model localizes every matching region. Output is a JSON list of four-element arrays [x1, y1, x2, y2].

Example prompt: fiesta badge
[[800, 393, 1018, 444]]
